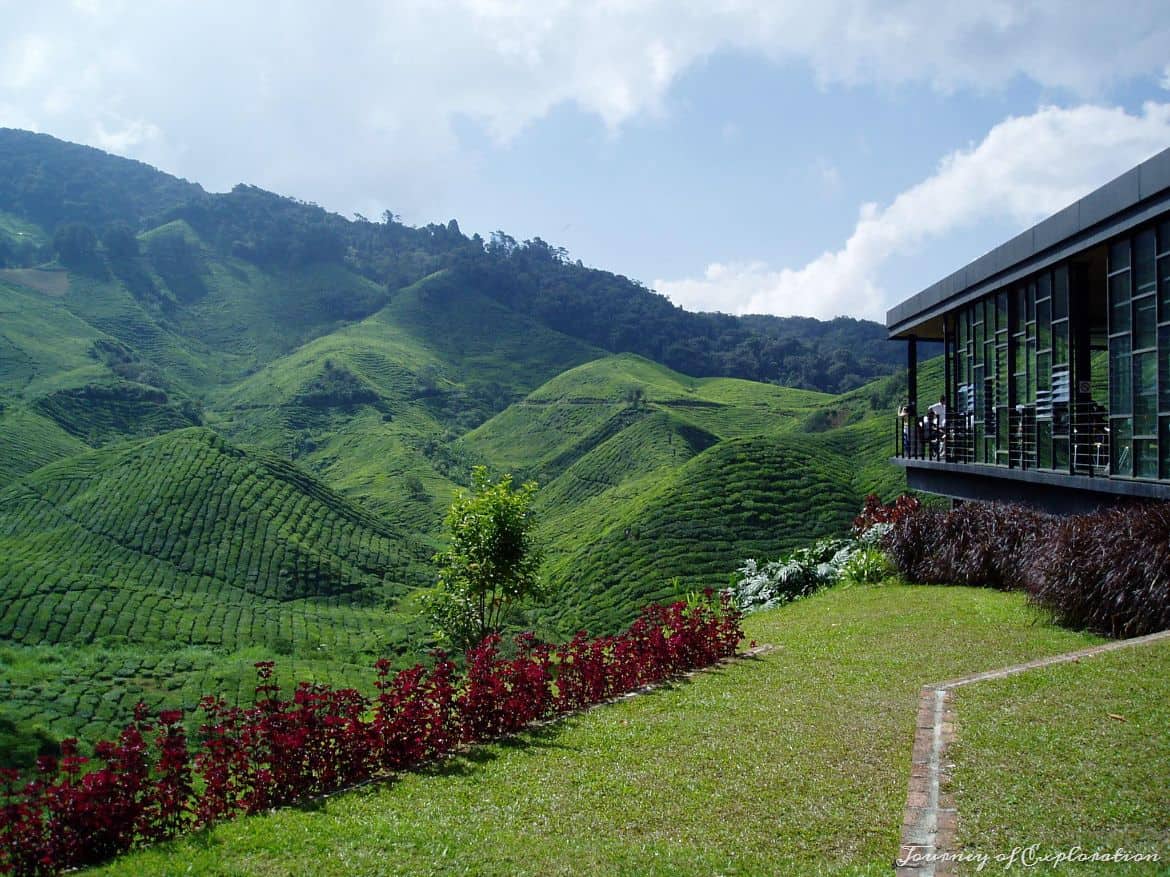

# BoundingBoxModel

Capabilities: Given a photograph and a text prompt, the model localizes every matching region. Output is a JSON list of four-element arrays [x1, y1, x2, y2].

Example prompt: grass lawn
[[949, 637, 1170, 876], [90, 584, 1104, 876]]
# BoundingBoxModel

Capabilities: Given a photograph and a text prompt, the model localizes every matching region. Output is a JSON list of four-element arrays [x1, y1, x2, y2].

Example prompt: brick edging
[[895, 629, 1170, 876]]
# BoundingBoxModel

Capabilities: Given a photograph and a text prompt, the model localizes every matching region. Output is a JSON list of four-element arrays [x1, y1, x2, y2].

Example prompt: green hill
[[462, 353, 831, 480], [0, 427, 440, 757], [0, 128, 929, 765], [0, 128, 915, 394], [459, 353, 912, 635], [538, 432, 862, 634], [0, 427, 431, 648], [208, 270, 604, 530]]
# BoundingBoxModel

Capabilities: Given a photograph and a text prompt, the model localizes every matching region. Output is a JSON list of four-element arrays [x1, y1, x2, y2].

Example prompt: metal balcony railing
[[894, 401, 1110, 476]]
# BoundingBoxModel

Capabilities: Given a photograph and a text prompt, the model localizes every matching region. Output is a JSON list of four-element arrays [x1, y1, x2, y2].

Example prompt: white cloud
[[92, 117, 162, 153], [1162, 65, 1170, 91], [0, 1, 1168, 222], [656, 102, 1170, 320]]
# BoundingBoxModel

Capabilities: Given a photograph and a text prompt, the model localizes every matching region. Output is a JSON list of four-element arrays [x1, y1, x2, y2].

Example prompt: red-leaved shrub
[[893, 502, 1048, 590], [0, 595, 742, 876], [1023, 503, 1170, 638], [853, 493, 921, 536], [884, 499, 1170, 637]]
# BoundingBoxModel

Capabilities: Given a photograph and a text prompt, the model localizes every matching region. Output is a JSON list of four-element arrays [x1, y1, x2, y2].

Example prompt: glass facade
[[938, 217, 1170, 483]]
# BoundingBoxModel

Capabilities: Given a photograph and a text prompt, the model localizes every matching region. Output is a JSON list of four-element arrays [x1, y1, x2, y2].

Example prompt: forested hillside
[[0, 128, 909, 393], [0, 127, 926, 763]]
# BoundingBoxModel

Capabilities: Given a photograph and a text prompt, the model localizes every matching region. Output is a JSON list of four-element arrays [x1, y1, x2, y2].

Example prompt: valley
[[0, 128, 929, 764]]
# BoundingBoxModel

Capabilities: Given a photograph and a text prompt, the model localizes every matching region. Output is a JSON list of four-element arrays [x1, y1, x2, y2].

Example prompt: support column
[[908, 335, 919, 412]]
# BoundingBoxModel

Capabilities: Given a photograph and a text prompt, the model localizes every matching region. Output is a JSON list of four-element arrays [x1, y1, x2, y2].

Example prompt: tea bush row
[[0, 597, 743, 875]]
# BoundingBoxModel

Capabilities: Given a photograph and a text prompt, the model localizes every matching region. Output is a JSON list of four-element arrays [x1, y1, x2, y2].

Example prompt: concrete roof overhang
[[887, 147, 1170, 341]]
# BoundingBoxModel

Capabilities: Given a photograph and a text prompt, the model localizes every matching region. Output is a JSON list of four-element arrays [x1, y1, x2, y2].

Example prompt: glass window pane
[[996, 292, 1008, 332], [1110, 239, 1130, 272], [1109, 272, 1131, 333], [1037, 350, 1051, 394], [1161, 325, 1170, 411], [1161, 416, 1170, 480], [1037, 298, 1052, 350], [1134, 351, 1156, 435], [1161, 220, 1170, 256], [1037, 419, 1052, 469], [1053, 320, 1069, 365], [1053, 437, 1069, 471], [1015, 287, 1027, 326], [1135, 439, 1158, 479], [1135, 294, 1156, 350], [1027, 283, 1036, 323], [1037, 273, 1051, 302], [1135, 229, 1156, 295], [1159, 255, 1170, 324], [1053, 266, 1069, 320], [1110, 335, 1132, 414], [1026, 340, 1037, 402], [996, 347, 1008, 405], [996, 407, 1009, 450], [1052, 368, 1070, 433], [1110, 417, 1132, 477]]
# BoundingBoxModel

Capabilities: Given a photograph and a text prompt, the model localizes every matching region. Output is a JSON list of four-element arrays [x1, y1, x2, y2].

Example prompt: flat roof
[[887, 146, 1170, 339]]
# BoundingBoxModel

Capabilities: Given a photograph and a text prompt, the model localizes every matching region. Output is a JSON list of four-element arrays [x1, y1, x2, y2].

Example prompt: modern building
[[887, 146, 1170, 513]]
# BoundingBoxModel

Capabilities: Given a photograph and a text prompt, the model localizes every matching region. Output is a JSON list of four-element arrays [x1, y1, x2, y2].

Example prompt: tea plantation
[[0, 131, 932, 765]]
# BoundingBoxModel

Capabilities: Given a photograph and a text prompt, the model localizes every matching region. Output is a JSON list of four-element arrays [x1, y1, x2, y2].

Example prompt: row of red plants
[[0, 596, 742, 876]]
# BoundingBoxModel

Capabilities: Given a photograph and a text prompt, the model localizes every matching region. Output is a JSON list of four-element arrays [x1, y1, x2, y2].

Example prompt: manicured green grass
[[949, 637, 1170, 875], [90, 584, 1102, 877]]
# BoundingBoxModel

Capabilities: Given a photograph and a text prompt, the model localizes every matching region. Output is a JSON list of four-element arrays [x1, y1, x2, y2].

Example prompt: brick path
[[894, 629, 1170, 876]]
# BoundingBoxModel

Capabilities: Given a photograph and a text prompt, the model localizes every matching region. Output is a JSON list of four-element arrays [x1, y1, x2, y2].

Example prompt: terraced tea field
[[538, 432, 862, 634], [0, 263, 929, 768], [457, 354, 914, 635], [0, 427, 432, 647]]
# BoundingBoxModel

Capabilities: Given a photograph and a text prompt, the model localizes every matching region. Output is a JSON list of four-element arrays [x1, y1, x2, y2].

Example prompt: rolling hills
[[0, 128, 930, 763], [0, 427, 436, 755], [461, 353, 924, 634]]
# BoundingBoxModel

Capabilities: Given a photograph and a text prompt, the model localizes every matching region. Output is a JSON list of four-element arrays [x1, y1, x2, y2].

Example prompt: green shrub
[[841, 547, 891, 584]]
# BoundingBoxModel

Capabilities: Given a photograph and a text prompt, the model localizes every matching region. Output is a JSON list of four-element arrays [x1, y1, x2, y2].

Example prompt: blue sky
[[2, 1, 1169, 321]]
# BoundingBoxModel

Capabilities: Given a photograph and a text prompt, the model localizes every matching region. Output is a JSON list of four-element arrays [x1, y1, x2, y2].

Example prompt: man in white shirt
[[928, 396, 947, 428], [926, 396, 947, 458]]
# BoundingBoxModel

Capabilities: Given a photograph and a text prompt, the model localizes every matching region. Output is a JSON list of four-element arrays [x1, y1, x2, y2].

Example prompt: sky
[[2, 1, 1169, 322]]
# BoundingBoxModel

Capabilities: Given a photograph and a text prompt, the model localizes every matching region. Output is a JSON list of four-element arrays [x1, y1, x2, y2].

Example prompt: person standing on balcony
[[927, 396, 947, 458], [928, 396, 947, 428]]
